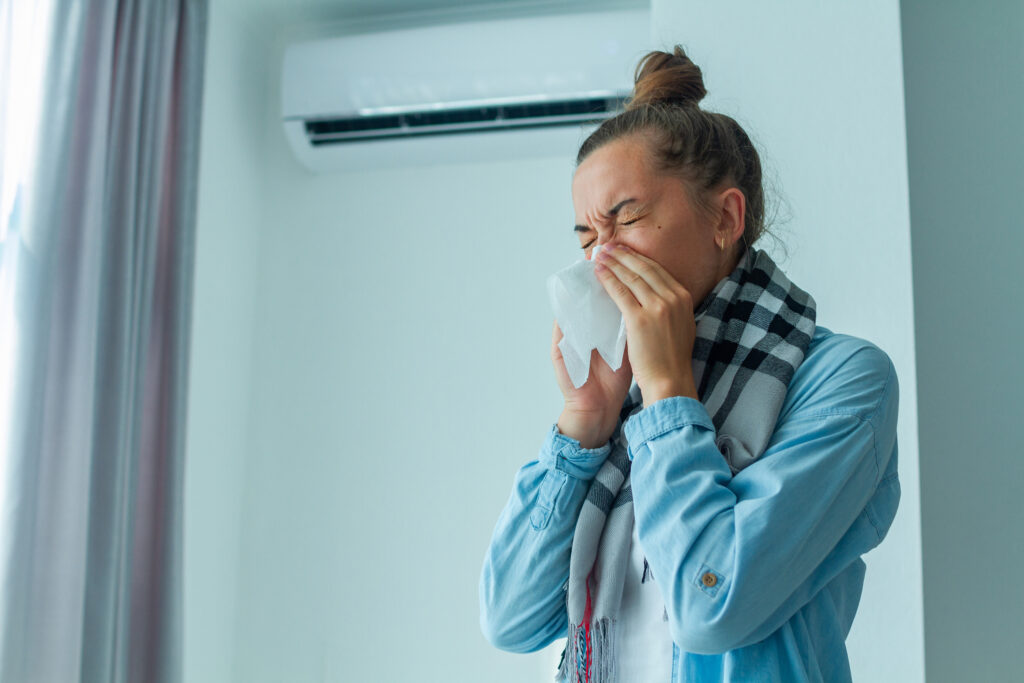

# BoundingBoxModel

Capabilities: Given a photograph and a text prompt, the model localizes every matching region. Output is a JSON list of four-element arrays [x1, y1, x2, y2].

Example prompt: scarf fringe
[[555, 618, 616, 683]]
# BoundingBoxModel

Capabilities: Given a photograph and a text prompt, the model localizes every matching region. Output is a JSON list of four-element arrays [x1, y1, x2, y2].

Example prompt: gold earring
[[717, 236, 725, 252]]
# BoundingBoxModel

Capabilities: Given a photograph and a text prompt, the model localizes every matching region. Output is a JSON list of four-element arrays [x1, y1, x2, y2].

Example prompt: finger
[[594, 260, 642, 314], [600, 245, 679, 300], [596, 254, 661, 310]]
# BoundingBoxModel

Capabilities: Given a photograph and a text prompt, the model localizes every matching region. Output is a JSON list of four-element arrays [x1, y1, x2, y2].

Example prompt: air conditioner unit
[[281, 8, 651, 173]]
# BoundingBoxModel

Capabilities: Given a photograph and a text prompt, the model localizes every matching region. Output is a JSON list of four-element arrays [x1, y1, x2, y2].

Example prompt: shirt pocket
[[530, 469, 568, 530]]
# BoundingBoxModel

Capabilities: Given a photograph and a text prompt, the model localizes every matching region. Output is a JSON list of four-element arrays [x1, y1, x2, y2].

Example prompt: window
[[0, 0, 55, 513]]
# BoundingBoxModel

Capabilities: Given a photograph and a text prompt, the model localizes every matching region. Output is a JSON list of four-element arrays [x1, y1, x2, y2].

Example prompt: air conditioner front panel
[[282, 9, 649, 119], [281, 8, 652, 172]]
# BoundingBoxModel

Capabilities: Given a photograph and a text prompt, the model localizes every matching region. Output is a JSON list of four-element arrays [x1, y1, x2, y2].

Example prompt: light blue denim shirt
[[479, 325, 900, 682]]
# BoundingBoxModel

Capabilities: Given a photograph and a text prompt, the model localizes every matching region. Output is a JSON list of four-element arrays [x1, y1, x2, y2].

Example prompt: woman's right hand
[[551, 320, 634, 448]]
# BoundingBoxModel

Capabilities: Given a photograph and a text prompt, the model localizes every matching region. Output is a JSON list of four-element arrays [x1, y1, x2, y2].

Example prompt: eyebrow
[[574, 197, 638, 233]]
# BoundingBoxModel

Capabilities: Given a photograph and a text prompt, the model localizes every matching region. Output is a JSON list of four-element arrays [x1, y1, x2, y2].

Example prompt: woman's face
[[571, 135, 743, 307]]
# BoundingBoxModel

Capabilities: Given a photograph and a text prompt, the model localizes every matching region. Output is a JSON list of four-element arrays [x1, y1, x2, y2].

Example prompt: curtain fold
[[0, 1, 207, 681]]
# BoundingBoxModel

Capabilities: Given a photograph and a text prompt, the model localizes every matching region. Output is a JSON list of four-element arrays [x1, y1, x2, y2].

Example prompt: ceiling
[[222, 0, 644, 35], [237, 0, 539, 15]]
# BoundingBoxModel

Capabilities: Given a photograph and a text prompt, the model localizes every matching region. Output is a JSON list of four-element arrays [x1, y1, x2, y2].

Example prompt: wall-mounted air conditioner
[[281, 8, 651, 173]]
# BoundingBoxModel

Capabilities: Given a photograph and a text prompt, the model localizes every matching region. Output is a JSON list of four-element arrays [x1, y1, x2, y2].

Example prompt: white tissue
[[546, 244, 628, 389]]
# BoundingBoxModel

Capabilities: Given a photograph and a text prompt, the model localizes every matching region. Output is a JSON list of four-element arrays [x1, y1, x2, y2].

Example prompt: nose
[[585, 226, 617, 259]]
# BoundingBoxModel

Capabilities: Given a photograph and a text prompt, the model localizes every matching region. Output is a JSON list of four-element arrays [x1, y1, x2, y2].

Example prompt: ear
[[714, 187, 746, 247]]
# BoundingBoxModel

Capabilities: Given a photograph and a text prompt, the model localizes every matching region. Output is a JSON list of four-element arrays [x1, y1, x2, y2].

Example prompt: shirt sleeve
[[478, 424, 612, 653], [626, 345, 900, 655]]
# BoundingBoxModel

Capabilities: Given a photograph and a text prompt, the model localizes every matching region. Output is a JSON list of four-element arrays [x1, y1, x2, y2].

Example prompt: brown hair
[[577, 45, 774, 255]]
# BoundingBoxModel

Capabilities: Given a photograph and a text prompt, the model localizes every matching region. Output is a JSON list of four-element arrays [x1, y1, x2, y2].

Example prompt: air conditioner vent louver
[[302, 96, 627, 146]]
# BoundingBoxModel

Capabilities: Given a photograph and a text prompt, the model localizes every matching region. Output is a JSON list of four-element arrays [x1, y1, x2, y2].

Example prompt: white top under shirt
[[615, 517, 675, 681]]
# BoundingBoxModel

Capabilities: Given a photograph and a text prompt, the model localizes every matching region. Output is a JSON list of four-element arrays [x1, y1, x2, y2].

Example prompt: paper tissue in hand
[[546, 244, 627, 389]]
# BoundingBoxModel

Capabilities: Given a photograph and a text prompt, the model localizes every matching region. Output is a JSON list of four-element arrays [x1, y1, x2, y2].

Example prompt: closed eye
[[580, 217, 640, 250]]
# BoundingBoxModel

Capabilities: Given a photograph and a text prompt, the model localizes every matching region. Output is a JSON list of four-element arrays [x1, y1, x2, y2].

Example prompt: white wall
[[901, 2, 1024, 681], [231, 156, 583, 682], [184, 3, 267, 682], [649, 3, 924, 681], [186, 2, 926, 681]]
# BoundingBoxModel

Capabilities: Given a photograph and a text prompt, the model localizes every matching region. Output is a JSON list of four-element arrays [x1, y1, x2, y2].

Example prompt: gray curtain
[[0, 1, 207, 681]]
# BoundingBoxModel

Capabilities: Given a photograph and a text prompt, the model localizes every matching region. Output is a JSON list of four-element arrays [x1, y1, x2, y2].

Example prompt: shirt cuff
[[539, 423, 613, 480], [623, 396, 716, 461]]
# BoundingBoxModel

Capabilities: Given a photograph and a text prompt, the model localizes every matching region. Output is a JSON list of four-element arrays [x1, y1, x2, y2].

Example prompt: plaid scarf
[[556, 245, 817, 682]]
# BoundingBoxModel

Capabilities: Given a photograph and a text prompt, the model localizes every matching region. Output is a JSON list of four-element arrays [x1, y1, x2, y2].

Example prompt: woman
[[479, 46, 900, 683]]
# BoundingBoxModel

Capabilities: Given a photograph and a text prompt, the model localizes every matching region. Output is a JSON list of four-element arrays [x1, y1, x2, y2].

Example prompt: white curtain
[[0, 1, 207, 681]]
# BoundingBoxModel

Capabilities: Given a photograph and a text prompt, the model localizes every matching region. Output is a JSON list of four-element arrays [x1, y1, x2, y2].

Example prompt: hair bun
[[627, 45, 707, 110]]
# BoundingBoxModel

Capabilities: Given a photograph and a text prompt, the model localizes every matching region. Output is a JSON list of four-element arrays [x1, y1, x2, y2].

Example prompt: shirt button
[[701, 572, 718, 587]]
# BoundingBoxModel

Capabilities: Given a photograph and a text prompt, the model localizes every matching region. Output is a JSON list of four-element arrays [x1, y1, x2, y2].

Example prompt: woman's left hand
[[594, 243, 700, 405]]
